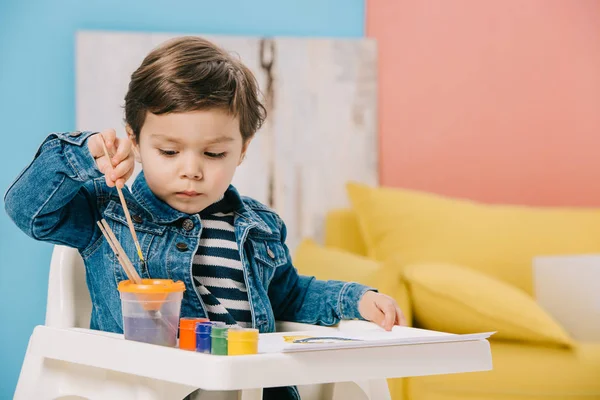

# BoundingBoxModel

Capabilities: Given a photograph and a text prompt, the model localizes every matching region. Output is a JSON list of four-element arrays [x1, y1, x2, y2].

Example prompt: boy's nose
[[183, 171, 202, 180], [181, 157, 203, 180]]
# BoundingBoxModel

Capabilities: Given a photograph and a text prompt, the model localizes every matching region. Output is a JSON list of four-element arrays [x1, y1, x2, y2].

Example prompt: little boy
[[4, 36, 404, 399]]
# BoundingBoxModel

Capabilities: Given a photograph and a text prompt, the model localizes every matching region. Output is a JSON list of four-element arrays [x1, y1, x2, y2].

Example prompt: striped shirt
[[192, 194, 252, 328]]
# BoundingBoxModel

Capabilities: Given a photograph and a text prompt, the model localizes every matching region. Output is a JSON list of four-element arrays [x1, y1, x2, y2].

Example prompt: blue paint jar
[[195, 322, 212, 353]]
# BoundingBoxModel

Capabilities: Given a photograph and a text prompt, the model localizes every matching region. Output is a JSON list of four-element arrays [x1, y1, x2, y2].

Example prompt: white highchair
[[13, 245, 391, 400]]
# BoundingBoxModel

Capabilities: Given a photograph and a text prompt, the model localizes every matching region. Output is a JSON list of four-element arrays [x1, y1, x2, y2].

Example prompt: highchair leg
[[14, 337, 58, 400], [15, 347, 197, 400], [238, 388, 263, 400], [328, 380, 391, 400], [351, 380, 392, 400]]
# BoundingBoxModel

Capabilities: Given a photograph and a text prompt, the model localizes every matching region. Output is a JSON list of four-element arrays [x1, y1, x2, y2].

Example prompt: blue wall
[[0, 0, 364, 396]]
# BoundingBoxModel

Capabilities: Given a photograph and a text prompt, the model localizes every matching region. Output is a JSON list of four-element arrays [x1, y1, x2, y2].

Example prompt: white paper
[[258, 327, 495, 354]]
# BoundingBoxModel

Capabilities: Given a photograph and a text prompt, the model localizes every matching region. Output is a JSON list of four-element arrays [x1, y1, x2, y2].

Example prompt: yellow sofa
[[293, 184, 600, 400]]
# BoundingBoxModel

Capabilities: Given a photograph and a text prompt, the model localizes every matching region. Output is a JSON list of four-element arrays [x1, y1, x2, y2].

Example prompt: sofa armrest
[[324, 209, 368, 257], [294, 240, 413, 327]]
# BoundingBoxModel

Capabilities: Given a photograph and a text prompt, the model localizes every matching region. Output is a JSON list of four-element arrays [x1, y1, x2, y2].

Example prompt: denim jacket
[[4, 131, 373, 398]]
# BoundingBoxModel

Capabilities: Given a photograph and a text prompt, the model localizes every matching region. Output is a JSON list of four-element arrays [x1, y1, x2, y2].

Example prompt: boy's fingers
[[381, 302, 396, 331], [110, 158, 133, 181], [89, 129, 117, 160], [104, 174, 115, 188], [369, 307, 386, 328], [95, 157, 112, 174], [123, 162, 135, 182], [112, 138, 131, 164], [100, 128, 117, 147], [396, 307, 407, 326]]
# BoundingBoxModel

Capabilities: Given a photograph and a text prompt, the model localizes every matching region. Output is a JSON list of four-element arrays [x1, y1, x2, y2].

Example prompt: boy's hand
[[358, 291, 407, 331], [88, 129, 135, 188]]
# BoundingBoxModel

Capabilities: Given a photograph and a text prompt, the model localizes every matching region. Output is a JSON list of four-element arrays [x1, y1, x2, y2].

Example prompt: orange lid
[[117, 279, 185, 294], [180, 317, 210, 330]]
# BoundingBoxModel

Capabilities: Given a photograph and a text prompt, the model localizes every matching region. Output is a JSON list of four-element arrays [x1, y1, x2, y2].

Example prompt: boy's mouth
[[176, 191, 202, 198]]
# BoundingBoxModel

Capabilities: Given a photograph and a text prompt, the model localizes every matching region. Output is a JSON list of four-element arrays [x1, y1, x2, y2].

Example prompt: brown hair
[[124, 36, 266, 143]]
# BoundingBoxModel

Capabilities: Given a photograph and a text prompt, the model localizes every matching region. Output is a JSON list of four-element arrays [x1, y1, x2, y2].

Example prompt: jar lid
[[228, 328, 259, 341], [195, 322, 213, 334], [180, 317, 210, 330], [118, 279, 185, 294], [210, 323, 229, 337]]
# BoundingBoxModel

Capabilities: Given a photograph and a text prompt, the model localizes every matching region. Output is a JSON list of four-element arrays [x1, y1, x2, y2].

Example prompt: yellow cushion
[[346, 182, 600, 294], [403, 262, 573, 347], [408, 341, 600, 400]]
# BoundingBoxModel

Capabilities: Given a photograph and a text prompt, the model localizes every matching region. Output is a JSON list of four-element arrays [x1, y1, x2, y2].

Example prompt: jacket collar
[[131, 171, 272, 234], [227, 185, 273, 235]]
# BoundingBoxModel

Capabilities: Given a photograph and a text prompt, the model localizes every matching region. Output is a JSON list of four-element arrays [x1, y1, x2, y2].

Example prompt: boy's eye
[[158, 149, 178, 156], [205, 152, 226, 159]]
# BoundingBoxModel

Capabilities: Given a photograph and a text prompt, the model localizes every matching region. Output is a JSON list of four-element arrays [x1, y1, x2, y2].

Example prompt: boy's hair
[[124, 36, 266, 143]]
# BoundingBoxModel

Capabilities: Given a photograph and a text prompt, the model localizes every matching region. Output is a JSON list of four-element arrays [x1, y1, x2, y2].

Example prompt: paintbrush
[[99, 136, 146, 269], [98, 219, 176, 334], [97, 220, 141, 284]]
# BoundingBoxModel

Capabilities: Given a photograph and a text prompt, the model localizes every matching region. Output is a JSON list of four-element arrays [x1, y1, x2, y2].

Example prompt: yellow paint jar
[[227, 328, 259, 355]]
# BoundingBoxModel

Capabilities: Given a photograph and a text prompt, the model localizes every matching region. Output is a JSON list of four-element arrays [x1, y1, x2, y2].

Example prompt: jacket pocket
[[251, 238, 288, 286]]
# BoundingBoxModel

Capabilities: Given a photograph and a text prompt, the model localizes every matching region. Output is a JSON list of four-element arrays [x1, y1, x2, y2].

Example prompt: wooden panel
[[76, 31, 377, 251]]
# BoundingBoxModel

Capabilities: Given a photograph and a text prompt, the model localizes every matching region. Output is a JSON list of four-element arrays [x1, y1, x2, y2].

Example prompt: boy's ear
[[126, 125, 142, 163], [238, 139, 252, 166]]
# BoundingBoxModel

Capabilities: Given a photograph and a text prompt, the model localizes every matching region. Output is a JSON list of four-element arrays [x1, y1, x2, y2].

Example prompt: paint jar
[[179, 317, 210, 351], [227, 328, 259, 356], [118, 279, 185, 347], [195, 322, 213, 353], [211, 323, 229, 355]]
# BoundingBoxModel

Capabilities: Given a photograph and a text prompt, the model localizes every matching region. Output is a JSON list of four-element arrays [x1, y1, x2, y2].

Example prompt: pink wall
[[368, 0, 600, 206]]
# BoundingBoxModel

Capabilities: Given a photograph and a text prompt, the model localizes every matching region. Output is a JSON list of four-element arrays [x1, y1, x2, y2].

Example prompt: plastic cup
[[179, 317, 209, 351], [118, 279, 185, 347], [227, 328, 259, 356], [211, 323, 229, 355]]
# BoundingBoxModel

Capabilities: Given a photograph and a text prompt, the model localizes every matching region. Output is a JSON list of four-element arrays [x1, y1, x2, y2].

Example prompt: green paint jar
[[211, 323, 229, 355]]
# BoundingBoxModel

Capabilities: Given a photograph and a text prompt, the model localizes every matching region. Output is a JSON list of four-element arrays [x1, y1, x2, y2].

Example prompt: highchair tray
[[27, 322, 492, 391]]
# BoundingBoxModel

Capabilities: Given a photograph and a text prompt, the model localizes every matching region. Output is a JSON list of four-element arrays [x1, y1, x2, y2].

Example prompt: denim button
[[132, 215, 143, 224], [176, 242, 188, 251], [182, 219, 194, 231], [70, 131, 82, 137], [266, 245, 275, 259]]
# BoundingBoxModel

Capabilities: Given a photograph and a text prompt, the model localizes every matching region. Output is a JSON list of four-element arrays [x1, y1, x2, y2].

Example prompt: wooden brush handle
[[100, 219, 142, 284], [99, 137, 145, 264]]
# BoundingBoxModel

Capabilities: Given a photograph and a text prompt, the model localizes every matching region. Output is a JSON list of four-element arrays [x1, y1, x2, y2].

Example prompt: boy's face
[[129, 109, 248, 214]]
